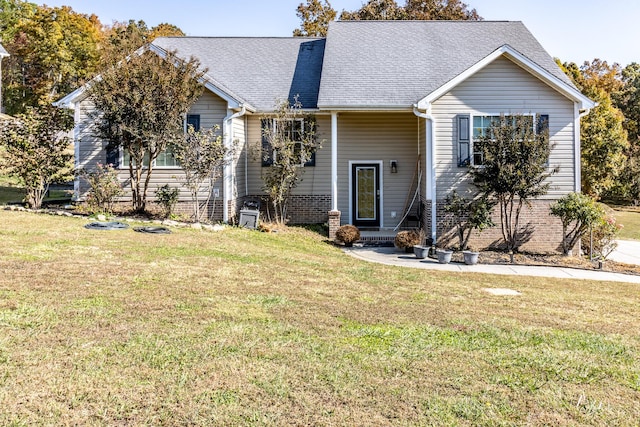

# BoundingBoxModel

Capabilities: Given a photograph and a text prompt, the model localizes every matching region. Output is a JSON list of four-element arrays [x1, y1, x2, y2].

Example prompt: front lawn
[[0, 210, 638, 425], [612, 205, 640, 240]]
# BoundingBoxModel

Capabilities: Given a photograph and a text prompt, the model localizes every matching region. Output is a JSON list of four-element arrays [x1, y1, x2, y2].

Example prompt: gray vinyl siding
[[431, 56, 576, 200], [336, 112, 420, 228], [74, 90, 229, 202], [245, 114, 332, 196], [76, 98, 106, 196], [231, 115, 247, 199]]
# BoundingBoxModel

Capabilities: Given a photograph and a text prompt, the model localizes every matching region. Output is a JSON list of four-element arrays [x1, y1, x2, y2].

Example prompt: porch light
[[390, 160, 398, 174]]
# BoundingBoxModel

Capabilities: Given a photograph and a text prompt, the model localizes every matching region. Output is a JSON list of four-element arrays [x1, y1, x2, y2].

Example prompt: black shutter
[[187, 114, 200, 131], [261, 119, 273, 167], [303, 151, 316, 167], [303, 120, 316, 167], [106, 143, 119, 168], [537, 114, 549, 135], [457, 114, 470, 167]]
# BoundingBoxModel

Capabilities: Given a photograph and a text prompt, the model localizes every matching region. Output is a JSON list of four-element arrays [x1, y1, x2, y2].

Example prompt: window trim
[[261, 117, 316, 167], [458, 113, 546, 167]]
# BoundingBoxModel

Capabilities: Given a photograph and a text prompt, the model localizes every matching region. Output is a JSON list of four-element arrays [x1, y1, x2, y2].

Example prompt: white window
[[457, 114, 547, 167], [261, 118, 316, 167]]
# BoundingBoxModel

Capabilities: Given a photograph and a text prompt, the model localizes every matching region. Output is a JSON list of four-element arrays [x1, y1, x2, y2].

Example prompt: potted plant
[[443, 190, 495, 262], [436, 248, 453, 264], [394, 230, 420, 253], [462, 246, 480, 265], [412, 229, 433, 259], [335, 224, 360, 247]]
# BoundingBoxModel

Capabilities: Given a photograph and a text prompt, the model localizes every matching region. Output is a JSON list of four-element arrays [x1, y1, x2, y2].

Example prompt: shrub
[[394, 230, 420, 249], [443, 190, 495, 250], [584, 214, 623, 260], [550, 192, 602, 255], [155, 184, 180, 219], [80, 163, 123, 214], [335, 224, 360, 245]]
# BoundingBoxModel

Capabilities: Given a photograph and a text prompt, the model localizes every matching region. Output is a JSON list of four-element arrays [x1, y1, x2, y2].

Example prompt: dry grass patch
[[0, 210, 639, 425]]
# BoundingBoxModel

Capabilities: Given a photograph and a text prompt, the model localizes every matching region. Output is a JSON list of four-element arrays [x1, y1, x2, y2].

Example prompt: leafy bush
[[443, 190, 495, 250], [584, 214, 623, 260], [155, 184, 180, 219], [81, 163, 123, 214], [550, 192, 602, 255], [335, 224, 360, 245], [394, 230, 420, 249]]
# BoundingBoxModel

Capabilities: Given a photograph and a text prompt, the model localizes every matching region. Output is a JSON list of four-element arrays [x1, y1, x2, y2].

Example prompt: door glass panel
[[356, 167, 376, 220]]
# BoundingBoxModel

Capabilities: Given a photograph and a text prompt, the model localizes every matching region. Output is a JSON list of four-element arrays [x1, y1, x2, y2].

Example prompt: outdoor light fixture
[[390, 160, 398, 173]]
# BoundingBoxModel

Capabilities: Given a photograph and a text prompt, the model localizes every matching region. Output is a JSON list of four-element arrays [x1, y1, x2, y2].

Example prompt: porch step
[[358, 231, 396, 246]]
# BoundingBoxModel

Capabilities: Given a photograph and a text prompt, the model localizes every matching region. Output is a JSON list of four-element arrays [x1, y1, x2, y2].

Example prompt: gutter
[[413, 105, 437, 244], [222, 105, 247, 223]]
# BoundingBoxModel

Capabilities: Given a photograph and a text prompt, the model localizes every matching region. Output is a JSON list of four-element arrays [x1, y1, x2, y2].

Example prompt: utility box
[[239, 200, 260, 229]]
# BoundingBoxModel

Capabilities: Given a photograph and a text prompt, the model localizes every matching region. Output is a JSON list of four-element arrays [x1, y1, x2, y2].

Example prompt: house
[[57, 21, 595, 252], [0, 42, 9, 118]]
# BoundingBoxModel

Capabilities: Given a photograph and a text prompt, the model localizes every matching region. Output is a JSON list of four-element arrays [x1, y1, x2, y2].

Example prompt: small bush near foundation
[[155, 185, 179, 219], [81, 163, 123, 215], [395, 230, 420, 249], [335, 224, 360, 244]]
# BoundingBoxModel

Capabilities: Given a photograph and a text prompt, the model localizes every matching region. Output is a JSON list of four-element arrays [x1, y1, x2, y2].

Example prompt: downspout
[[222, 105, 246, 223], [413, 105, 437, 244], [575, 105, 592, 193]]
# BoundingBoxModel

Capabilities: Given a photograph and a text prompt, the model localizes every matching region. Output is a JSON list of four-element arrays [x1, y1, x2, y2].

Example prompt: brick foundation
[[240, 194, 331, 225], [435, 198, 564, 253]]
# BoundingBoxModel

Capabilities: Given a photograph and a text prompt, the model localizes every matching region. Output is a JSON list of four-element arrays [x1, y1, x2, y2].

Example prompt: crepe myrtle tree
[[172, 124, 235, 223], [0, 105, 74, 209], [471, 114, 555, 252], [259, 97, 322, 224], [88, 48, 205, 212]]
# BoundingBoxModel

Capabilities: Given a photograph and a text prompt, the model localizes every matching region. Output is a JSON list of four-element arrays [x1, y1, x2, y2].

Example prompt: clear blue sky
[[42, 0, 640, 66]]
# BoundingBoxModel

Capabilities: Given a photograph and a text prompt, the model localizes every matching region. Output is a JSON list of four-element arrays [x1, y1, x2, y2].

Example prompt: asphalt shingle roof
[[152, 21, 575, 112], [152, 37, 325, 111], [318, 20, 574, 108]]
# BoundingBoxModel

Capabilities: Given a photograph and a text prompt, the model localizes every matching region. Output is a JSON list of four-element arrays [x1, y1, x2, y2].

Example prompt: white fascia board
[[417, 45, 596, 110]]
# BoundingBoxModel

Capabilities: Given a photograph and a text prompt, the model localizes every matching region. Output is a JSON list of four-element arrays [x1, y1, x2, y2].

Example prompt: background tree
[[260, 97, 322, 224], [172, 125, 233, 223], [559, 59, 628, 199], [471, 115, 554, 252], [613, 63, 640, 203], [0, 105, 73, 208], [87, 48, 205, 212], [1, 4, 102, 114], [293, 0, 336, 37], [100, 20, 184, 67], [339, 0, 480, 20]]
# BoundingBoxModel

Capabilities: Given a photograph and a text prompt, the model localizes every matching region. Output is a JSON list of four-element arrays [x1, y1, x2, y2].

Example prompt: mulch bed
[[465, 250, 640, 276]]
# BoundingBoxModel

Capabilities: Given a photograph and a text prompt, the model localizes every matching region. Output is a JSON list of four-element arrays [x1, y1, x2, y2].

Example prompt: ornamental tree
[[549, 192, 602, 256], [172, 125, 234, 223], [471, 114, 554, 252], [0, 105, 73, 208], [259, 97, 322, 224], [87, 48, 205, 212]]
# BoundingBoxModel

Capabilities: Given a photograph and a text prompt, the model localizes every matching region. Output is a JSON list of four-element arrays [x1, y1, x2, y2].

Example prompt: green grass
[[0, 210, 639, 425], [0, 175, 71, 204], [612, 206, 640, 240]]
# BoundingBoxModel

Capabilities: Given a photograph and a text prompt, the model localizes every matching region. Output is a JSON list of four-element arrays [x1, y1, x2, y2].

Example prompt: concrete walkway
[[608, 239, 640, 265], [345, 245, 640, 284]]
